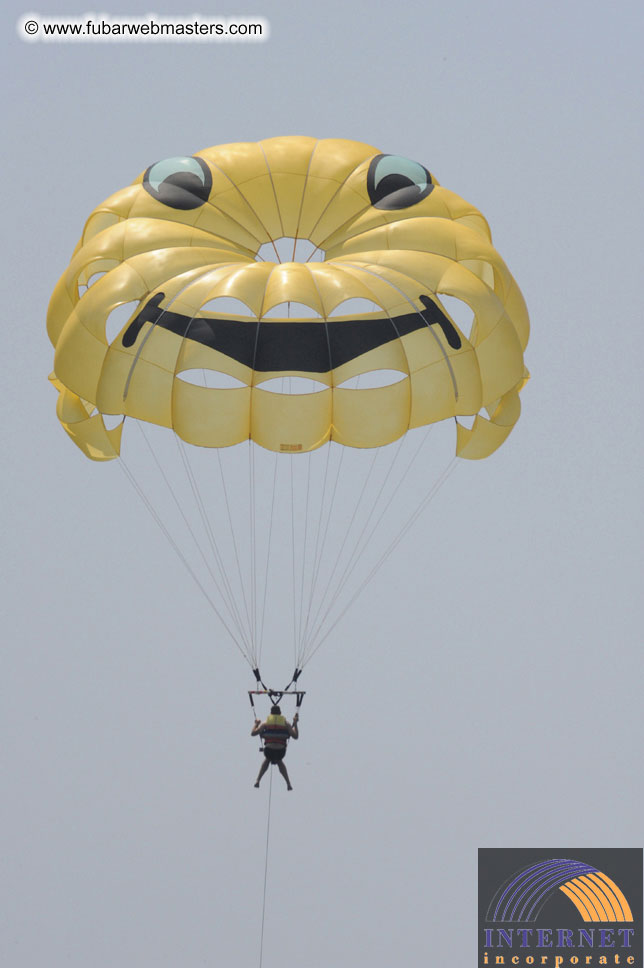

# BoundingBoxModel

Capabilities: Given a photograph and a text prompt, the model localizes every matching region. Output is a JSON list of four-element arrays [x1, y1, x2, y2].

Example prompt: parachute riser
[[249, 668, 303, 713], [248, 689, 306, 711]]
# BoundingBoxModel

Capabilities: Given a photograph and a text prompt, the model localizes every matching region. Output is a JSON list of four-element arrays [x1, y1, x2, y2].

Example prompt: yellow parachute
[[47, 136, 529, 674]]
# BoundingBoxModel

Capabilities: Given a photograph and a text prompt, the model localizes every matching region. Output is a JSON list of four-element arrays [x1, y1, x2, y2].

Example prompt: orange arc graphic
[[579, 874, 614, 920], [561, 881, 603, 921], [593, 871, 633, 921], [560, 884, 593, 921], [559, 870, 633, 922], [582, 873, 621, 920]]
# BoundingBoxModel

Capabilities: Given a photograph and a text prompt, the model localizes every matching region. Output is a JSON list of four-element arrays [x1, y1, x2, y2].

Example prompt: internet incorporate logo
[[478, 849, 642, 968], [487, 858, 633, 923]]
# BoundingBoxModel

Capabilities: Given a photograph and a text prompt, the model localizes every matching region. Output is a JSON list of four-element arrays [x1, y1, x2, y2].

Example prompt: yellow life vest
[[262, 714, 289, 749], [266, 714, 287, 726]]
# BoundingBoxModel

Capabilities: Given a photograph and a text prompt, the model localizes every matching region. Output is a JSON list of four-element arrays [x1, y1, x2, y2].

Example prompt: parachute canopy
[[48, 136, 529, 462]]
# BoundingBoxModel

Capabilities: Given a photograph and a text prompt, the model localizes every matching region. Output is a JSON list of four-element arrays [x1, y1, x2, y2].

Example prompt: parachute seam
[[292, 139, 320, 260], [205, 152, 285, 258], [258, 142, 285, 240], [304, 149, 379, 258]]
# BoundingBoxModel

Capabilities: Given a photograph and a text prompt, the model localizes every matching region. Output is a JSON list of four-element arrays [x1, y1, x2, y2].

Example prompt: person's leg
[[277, 760, 293, 790], [255, 757, 270, 787]]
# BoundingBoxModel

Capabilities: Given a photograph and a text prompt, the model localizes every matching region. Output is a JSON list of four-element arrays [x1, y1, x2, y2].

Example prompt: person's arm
[[251, 719, 262, 736], [289, 713, 299, 739]]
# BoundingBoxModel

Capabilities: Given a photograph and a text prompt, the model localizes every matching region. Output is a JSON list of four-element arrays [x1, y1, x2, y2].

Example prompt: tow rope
[[258, 769, 273, 968]]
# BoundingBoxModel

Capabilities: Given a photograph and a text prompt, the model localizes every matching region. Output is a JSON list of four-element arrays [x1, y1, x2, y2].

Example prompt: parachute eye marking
[[143, 155, 211, 210], [367, 153, 434, 210]]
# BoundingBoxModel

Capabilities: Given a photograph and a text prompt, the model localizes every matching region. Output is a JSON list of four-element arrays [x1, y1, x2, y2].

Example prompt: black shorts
[[264, 747, 286, 764]]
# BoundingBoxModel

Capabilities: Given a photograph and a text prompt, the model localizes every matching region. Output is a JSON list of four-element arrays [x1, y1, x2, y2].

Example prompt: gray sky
[[3, 0, 643, 965]]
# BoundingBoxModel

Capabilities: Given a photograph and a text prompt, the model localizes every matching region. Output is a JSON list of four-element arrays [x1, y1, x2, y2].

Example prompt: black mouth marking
[[122, 292, 462, 372]]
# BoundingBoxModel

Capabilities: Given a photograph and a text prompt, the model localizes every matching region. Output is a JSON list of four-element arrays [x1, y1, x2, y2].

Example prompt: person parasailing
[[46, 137, 530, 770], [252, 705, 299, 790]]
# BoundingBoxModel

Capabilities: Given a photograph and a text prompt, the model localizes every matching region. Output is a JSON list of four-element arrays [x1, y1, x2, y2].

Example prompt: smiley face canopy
[[48, 136, 529, 462]]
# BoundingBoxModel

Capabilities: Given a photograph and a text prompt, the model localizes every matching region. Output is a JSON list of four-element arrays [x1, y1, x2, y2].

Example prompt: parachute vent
[[256, 237, 325, 264]]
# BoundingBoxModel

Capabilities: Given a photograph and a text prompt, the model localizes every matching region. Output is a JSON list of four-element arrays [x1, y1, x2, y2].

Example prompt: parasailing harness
[[248, 667, 305, 754]]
